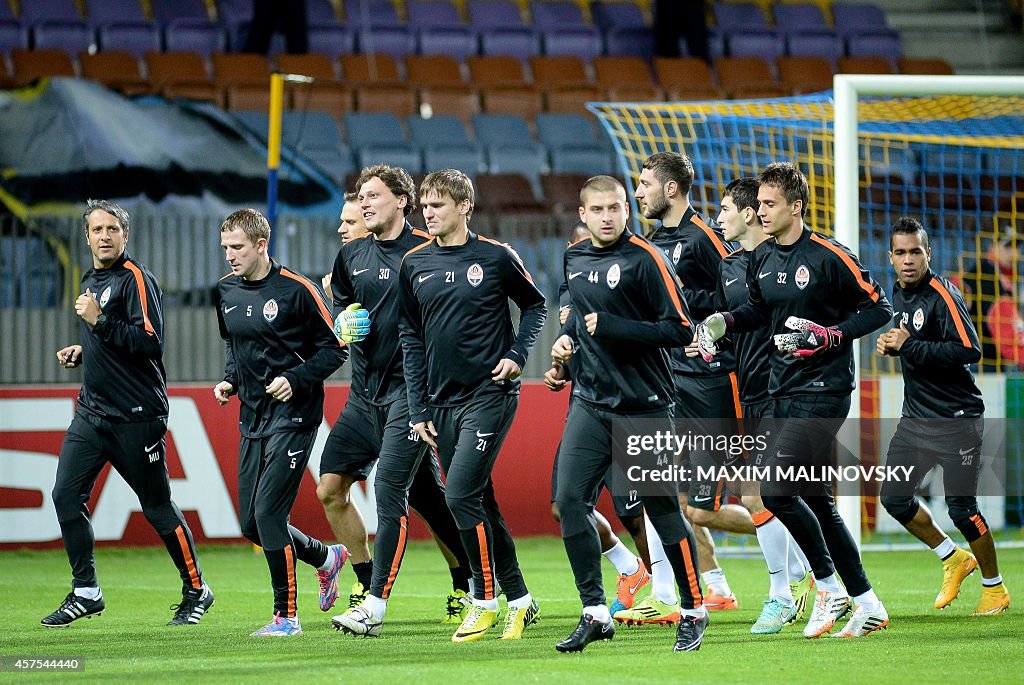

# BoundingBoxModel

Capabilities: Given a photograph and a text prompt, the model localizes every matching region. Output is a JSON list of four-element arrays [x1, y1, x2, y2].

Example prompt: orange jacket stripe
[[809, 234, 879, 302], [123, 260, 156, 336], [280, 267, 337, 334], [628, 236, 691, 326], [175, 526, 201, 589], [928, 279, 973, 347], [690, 214, 729, 259]]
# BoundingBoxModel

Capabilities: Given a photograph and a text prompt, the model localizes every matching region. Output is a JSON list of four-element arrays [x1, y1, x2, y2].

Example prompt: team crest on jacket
[[467, 263, 484, 287], [99, 286, 112, 307], [607, 263, 621, 289], [263, 298, 279, 322], [795, 264, 810, 290], [913, 308, 924, 331], [672, 242, 682, 264]]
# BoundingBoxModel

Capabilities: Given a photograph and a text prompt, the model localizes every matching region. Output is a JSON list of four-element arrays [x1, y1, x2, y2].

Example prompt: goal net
[[589, 80, 1024, 548]]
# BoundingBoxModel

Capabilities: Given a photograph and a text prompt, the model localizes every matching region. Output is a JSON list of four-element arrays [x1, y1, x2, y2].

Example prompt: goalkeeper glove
[[773, 316, 842, 358], [334, 303, 371, 343], [695, 312, 728, 362]]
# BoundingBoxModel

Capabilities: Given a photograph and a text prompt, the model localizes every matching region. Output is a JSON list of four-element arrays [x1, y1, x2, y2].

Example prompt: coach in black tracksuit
[[44, 200, 210, 629], [215, 208, 346, 632], [328, 199, 469, 620], [878, 218, 1006, 606], [552, 176, 707, 653], [399, 170, 546, 641], [703, 163, 892, 638]]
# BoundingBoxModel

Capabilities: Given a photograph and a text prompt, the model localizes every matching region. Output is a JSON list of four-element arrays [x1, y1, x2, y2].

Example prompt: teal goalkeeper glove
[[334, 303, 371, 343]]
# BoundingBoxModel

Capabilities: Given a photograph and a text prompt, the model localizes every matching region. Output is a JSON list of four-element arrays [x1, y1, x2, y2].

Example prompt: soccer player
[[877, 217, 1010, 615], [697, 162, 893, 638], [214, 208, 349, 636], [548, 222, 653, 617], [631, 151, 742, 616], [322, 165, 472, 636], [44, 200, 213, 628], [552, 175, 707, 653], [700, 178, 814, 633], [398, 169, 547, 642], [322, 191, 369, 298]]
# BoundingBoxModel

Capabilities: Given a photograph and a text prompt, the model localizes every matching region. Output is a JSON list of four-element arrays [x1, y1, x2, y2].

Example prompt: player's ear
[[459, 198, 471, 216], [664, 179, 678, 199], [578, 205, 586, 223]]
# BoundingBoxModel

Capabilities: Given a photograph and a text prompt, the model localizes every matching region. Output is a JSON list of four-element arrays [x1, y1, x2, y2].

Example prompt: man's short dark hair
[[356, 164, 416, 216], [343, 191, 357, 203], [642, 152, 694, 196], [723, 178, 759, 216], [758, 162, 809, 216], [890, 216, 929, 250]]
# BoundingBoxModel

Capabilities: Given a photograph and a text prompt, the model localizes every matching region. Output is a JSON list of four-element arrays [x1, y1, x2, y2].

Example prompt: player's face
[[889, 231, 931, 288], [756, 184, 800, 241], [579, 188, 629, 247], [359, 176, 406, 235], [634, 167, 669, 220], [717, 195, 748, 242], [221, 227, 267, 281], [85, 209, 128, 269], [338, 201, 368, 244], [420, 190, 468, 239]]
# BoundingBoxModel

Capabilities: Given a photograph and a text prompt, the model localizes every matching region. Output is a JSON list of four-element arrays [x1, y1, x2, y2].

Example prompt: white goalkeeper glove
[[773, 316, 843, 358], [334, 302, 371, 343], [694, 312, 728, 362]]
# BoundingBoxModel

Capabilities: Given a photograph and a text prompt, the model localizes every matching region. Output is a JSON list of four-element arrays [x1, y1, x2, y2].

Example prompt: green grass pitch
[[3, 539, 1021, 684]]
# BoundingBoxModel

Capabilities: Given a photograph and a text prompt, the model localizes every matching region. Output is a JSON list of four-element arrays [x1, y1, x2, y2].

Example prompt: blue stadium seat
[[408, 114, 475, 147], [468, 1, 525, 28], [307, 0, 340, 26], [98, 23, 161, 56], [214, 0, 252, 49], [165, 20, 228, 56], [33, 21, 94, 53], [418, 26, 479, 59], [786, 30, 843, 65], [344, 0, 403, 28], [407, 0, 463, 28], [357, 27, 416, 58], [591, 1, 653, 58], [0, 21, 29, 53], [84, 0, 147, 25], [307, 25, 356, 57], [773, 3, 834, 38], [20, 0, 81, 23], [151, 0, 209, 22], [345, 112, 423, 172], [473, 113, 545, 183], [831, 2, 891, 39], [846, 31, 902, 63], [541, 30, 602, 61], [479, 28, 539, 59]]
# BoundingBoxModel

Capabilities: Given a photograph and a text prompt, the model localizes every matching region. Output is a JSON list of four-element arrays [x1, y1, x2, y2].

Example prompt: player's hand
[[214, 381, 234, 405], [552, 334, 575, 364], [774, 316, 843, 358], [75, 288, 102, 326], [321, 273, 333, 298], [412, 420, 438, 448], [584, 312, 598, 335], [491, 357, 522, 382], [683, 340, 701, 358], [334, 302, 371, 343], [558, 305, 571, 326], [266, 376, 293, 402], [57, 345, 82, 368], [878, 322, 911, 355], [544, 362, 567, 391]]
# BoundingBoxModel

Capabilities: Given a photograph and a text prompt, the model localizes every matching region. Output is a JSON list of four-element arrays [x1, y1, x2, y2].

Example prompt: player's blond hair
[[221, 208, 271, 244]]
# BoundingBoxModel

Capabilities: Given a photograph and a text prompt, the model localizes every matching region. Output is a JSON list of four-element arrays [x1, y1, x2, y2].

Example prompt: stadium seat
[[473, 113, 546, 181], [417, 26, 479, 60], [541, 171, 590, 222], [785, 30, 843, 66], [591, 1, 654, 58], [344, 111, 422, 173], [10, 48, 76, 86], [778, 56, 834, 94], [307, 25, 356, 58], [33, 21, 95, 54], [20, 0, 81, 23], [653, 57, 724, 100], [407, 0, 464, 29], [306, 0, 341, 26], [543, 87, 603, 115], [407, 55, 477, 121], [340, 53, 402, 85], [280, 110, 354, 184], [530, 55, 591, 90], [727, 31, 785, 61], [475, 172, 545, 211], [357, 26, 417, 59], [846, 31, 902, 63], [467, 55, 527, 87], [593, 56, 663, 101], [409, 114, 484, 174], [164, 19, 227, 56], [715, 56, 787, 99], [406, 54, 465, 87], [712, 1, 775, 32], [84, 0, 147, 25], [276, 54, 354, 115], [79, 50, 149, 95], [772, 2, 834, 38], [0, 20, 29, 54], [417, 86, 479, 123], [479, 28, 540, 59], [531, 1, 602, 61], [831, 2, 891, 38], [214, 0, 253, 49], [355, 84, 418, 118], [837, 56, 893, 74], [480, 86, 543, 120], [536, 113, 613, 175], [898, 57, 954, 75], [151, 0, 210, 23], [343, 0, 403, 27], [146, 50, 223, 106], [97, 23, 161, 57]]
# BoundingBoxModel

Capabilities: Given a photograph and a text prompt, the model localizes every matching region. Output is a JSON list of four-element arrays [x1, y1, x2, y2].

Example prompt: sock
[[467, 577, 476, 597], [316, 546, 337, 572], [602, 540, 640, 576], [754, 516, 793, 601], [364, 594, 387, 620], [508, 593, 534, 610], [701, 568, 732, 597], [983, 575, 1003, 587], [680, 605, 706, 619], [450, 566, 470, 593], [473, 597, 499, 611], [853, 588, 881, 612], [644, 515, 677, 605], [584, 604, 611, 622], [816, 573, 843, 594], [932, 536, 957, 560], [353, 560, 373, 589], [787, 532, 810, 579], [74, 586, 101, 600]]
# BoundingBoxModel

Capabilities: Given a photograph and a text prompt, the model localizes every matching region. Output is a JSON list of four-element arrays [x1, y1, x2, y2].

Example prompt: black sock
[[353, 560, 373, 588], [450, 566, 470, 593]]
